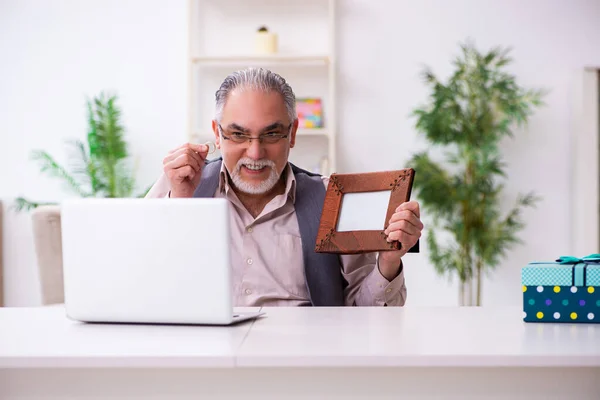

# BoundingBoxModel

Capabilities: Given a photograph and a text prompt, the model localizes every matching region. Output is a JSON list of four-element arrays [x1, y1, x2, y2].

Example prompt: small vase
[[255, 31, 278, 54]]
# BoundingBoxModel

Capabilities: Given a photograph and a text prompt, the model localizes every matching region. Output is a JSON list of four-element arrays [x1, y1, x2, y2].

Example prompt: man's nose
[[245, 138, 264, 160]]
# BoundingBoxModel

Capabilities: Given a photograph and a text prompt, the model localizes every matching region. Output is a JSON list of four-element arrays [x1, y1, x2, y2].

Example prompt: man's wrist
[[170, 189, 195, 198], [378, 252, 403, 281]]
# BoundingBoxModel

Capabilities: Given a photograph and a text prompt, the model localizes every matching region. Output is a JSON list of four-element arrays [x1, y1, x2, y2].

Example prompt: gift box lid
[[522, 254, 600, 287]]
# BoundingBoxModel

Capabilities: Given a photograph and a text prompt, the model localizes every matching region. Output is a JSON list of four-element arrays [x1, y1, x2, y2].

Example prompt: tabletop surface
[[238, 306, 600, 367], [1, 305, 599, 368], [0, 306, 257, 368]]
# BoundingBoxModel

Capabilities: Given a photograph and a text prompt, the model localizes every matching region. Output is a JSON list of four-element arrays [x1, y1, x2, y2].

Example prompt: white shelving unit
[[187, 0, 337, 175]]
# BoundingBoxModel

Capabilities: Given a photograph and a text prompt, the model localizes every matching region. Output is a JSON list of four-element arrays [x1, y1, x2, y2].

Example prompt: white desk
[[1, 306, 599, 399]]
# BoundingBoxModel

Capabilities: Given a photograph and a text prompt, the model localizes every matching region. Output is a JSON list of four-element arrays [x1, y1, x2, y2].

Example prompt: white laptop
[[60, 197, 264, 325]]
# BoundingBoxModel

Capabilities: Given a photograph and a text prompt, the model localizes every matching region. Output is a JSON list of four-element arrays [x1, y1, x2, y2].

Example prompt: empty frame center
[[336, 190, 391, 232]]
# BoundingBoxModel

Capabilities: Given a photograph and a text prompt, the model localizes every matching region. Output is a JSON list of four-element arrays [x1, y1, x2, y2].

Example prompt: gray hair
[[214, 67, 296, 123]]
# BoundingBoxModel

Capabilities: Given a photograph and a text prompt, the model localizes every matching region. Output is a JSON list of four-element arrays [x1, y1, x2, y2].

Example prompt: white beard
[[230, 157, 280, 195]]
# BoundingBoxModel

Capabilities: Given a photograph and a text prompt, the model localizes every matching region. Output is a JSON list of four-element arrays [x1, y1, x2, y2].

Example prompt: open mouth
[[242, 164, 268, 174]]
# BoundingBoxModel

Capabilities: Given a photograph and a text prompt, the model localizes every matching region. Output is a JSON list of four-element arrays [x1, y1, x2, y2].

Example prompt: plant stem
[[107, 157, 116, 196], [462, 156, 475, 306], [476, 256, 482, 306], [468, 278, 473, 306]]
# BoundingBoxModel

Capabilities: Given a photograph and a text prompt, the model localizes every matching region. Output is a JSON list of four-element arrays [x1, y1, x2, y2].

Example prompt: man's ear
[[289, 118, 299, 148], [212, 120, 221, 148]]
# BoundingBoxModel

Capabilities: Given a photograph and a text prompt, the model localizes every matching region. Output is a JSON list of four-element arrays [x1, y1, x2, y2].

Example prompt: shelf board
[[192, 128, 329, 139], [192, 54, 330, 67], [297, 128, 328, 136]]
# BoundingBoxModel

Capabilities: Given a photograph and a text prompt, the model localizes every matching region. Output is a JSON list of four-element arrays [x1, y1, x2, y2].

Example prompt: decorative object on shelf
[[297, 97, 323, 129], [315, 169, 419, 254], [255, 26, 278, 55], [13, 92, 150, 212], [407, 40, 547, 306], [522, 254, 600, 324]]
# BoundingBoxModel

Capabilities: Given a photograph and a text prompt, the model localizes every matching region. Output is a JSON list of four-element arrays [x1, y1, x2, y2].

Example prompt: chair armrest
[[31, 205, 64, 305]]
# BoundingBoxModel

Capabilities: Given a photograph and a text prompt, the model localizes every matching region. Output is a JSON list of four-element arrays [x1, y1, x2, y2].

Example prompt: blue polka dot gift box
[[522, 254, 600, 323]]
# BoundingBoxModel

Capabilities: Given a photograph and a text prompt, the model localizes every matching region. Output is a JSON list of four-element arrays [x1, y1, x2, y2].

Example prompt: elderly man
[[146, 67, 423, 307]]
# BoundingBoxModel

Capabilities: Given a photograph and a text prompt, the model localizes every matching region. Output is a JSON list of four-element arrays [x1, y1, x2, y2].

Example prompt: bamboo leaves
[[408, 40, 546, 305], [14, 92, 147, 212]]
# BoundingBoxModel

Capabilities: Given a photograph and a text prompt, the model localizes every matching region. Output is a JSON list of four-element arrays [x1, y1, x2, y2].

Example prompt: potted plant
[[14, 92, 148, 211], [408, 40, 547, 306]]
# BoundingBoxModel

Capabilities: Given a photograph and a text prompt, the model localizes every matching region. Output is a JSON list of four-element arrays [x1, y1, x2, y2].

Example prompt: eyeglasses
[[218, 124, 291, 145]]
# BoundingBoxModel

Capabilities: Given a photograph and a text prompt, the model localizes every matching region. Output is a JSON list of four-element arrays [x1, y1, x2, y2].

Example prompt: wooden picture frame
[[315, 169, 419, 254]]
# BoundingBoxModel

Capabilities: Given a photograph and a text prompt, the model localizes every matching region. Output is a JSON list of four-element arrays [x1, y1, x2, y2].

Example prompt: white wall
[[2, 0, 600, 307], [0, 0, 188, 305], [336, 0, 600, 307]]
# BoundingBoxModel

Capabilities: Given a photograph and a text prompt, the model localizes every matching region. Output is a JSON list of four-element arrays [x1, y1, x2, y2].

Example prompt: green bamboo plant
[[14, 92, 148, 211], [408, 41, 546, 306]]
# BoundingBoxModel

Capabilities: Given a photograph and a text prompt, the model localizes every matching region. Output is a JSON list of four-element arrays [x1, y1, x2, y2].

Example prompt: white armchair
[[31, 205, 64, 305]]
